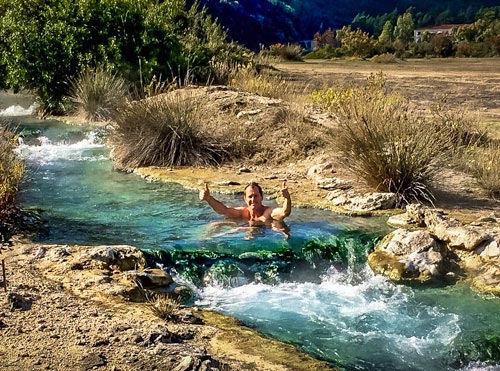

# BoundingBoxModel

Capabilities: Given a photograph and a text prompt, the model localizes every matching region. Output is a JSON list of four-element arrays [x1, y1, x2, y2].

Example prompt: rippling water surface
[[13, 119, 500, 371]]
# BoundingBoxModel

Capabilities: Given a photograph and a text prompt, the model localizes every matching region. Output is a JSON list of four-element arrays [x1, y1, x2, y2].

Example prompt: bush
[[69, 67, 129, 121], [110, 90, 228, 170], [466, 142, 500, 198], [312, 74, 454, 205], [0, 123, 25, 222], [267, 43, 303, 61], [0, 0, 244, 114], [304, 46, 343, 59]]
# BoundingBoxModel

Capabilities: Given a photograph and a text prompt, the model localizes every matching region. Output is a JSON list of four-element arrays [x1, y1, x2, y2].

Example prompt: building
[[414, 24, 469, 42]]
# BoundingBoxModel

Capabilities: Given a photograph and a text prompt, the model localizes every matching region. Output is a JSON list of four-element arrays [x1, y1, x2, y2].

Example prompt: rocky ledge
[[0, 240, 333, 371], [368, 204, 500, 295]]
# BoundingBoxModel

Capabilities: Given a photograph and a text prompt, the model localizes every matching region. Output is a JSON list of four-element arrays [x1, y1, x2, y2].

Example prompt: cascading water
[[10, 118, 500, 371]]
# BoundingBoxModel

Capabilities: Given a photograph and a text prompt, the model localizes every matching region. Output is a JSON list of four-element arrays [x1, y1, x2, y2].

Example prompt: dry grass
[[312, 74, 455, 205], [229, 66, 296, 100], [69, 67, 129, 122], [144, 293, 181, 321], [0, 123, 25, 221], [464, 142, 500, 198], [110, 91, 228, 171]]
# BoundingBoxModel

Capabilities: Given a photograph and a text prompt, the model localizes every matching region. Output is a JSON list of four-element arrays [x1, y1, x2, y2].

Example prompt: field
[[276, 58, 500, 136]]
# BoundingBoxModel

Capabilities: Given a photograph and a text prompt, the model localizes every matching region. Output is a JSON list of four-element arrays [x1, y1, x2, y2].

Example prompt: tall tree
[[394, 10, 415, 43]]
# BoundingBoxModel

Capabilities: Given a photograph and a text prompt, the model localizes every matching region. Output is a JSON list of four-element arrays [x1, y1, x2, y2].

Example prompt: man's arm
[[271, 181, 292, 220], [199, 183, 244, 219]]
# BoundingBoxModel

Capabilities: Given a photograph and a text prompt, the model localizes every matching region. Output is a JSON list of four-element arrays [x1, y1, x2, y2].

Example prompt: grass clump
[[0, 123, 25, 222], [370, 53, 398, 64], [69, 67, 129, 122], [110, 91, 227, 171], [465, 142, 500, 198], [229, 66, 295, 100], [145, 293, 180, 321], [312, 74, 454, 205]]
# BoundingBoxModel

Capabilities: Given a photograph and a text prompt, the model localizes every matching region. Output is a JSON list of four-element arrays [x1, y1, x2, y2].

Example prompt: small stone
[[238, 167, 251, 173]]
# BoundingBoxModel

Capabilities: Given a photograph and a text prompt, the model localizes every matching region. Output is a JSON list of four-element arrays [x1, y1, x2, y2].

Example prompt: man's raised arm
[[271, 181, 292, 220], [199, 183, 243, 219]]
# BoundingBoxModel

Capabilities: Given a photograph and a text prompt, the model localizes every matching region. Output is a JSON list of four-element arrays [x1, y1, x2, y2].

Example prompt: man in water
[[199, 181, 291, 222]]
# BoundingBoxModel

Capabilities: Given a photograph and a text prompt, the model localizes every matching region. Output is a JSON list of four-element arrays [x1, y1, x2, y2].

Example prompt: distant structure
[[414, 24, 469, 42]]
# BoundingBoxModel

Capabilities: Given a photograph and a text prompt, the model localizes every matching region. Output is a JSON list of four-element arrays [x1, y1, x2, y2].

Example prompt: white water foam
[[15, 131, 106, 164], [0, 102, 39, 116], [197, 267, 461, 368]]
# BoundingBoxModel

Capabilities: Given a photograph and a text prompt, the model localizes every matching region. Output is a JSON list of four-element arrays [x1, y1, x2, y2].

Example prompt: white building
[[414, 24, 469, 42]]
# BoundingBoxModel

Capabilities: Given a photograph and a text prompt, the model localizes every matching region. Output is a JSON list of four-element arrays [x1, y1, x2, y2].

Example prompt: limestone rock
[[345, 192, 397, 212], [124, 268, 173, 288], [306, 162, 334, 179], [79, 245, 145, 271], [368, 229, 449, 283]]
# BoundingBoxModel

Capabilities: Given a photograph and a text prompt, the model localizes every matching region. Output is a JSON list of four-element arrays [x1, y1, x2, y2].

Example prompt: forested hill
[[193, 0, 500, 49]]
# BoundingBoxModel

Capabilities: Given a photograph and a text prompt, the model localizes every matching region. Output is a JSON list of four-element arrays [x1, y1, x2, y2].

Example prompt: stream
[[6, 112, 500, 371]]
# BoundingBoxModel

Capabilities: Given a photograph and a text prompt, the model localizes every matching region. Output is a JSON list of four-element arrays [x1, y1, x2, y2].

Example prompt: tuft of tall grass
[[69, 67, 129, 122], [313, 74, 454, 205], [145, 293, 180, 321], [466, 142, 500, 198], [0, 123, 25, 221], [110, 91, 228, 171], [267, 43, 304, 61], [229, 66, 295, 100]]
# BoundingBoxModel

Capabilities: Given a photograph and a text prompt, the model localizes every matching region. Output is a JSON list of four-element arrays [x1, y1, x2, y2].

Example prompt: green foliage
[[69, 67, 129, 121], [0, 0, 244, 114], [110, 90, 228, 170], [311, 74, 457, 205], [338, 26, 377, 58], [394, 11, 415, 43], [304, 46, 343, 59], [430, 34, 455, 57], [0, 123, 25, 222], [378, 20, 394, 43]]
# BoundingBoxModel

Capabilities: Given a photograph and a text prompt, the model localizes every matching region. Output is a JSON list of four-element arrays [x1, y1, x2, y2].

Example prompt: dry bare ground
[[277, 58, 500, 132]]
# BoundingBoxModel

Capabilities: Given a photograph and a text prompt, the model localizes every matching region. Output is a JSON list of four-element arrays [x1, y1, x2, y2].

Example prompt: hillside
[[195, 0, 500, 49]]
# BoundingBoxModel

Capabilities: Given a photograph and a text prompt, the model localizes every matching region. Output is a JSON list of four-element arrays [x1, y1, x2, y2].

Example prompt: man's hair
[[244, 182, 263, 197]]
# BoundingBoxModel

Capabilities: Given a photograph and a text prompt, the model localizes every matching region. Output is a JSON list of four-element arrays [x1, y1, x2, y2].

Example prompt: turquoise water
[[14, 120, 500, 371]]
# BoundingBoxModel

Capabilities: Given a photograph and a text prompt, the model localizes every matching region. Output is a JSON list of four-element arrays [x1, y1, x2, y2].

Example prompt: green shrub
[[0, 123, 25, 222], [0, 0, 244, 114], [69, 67, 129, 121], [304, 46, 344, 59], [110, 90, 228, 170], [312, 74, 454, 205]]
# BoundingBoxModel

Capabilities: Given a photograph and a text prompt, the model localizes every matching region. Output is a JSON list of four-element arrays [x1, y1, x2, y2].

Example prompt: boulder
[[377, 205, 500, 295], [368, 229, 450, 283]]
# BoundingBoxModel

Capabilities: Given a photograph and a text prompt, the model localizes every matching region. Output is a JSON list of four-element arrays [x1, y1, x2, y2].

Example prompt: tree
[[338, 26, 376, 58], [379, 20, 393, 43], [394, 10, 415, 43]]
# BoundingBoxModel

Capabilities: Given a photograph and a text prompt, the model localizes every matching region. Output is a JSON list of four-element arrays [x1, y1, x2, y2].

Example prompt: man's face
[[244, 185, 263, 209]]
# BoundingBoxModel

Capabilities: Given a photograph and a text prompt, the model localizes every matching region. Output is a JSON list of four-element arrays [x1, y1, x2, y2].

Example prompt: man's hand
[[199, 183, 210, 201], [281, 180, 290, 198]]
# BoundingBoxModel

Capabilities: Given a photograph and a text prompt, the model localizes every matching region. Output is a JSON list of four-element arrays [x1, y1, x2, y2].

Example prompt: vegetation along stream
[[14, 119, 500, 371]]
